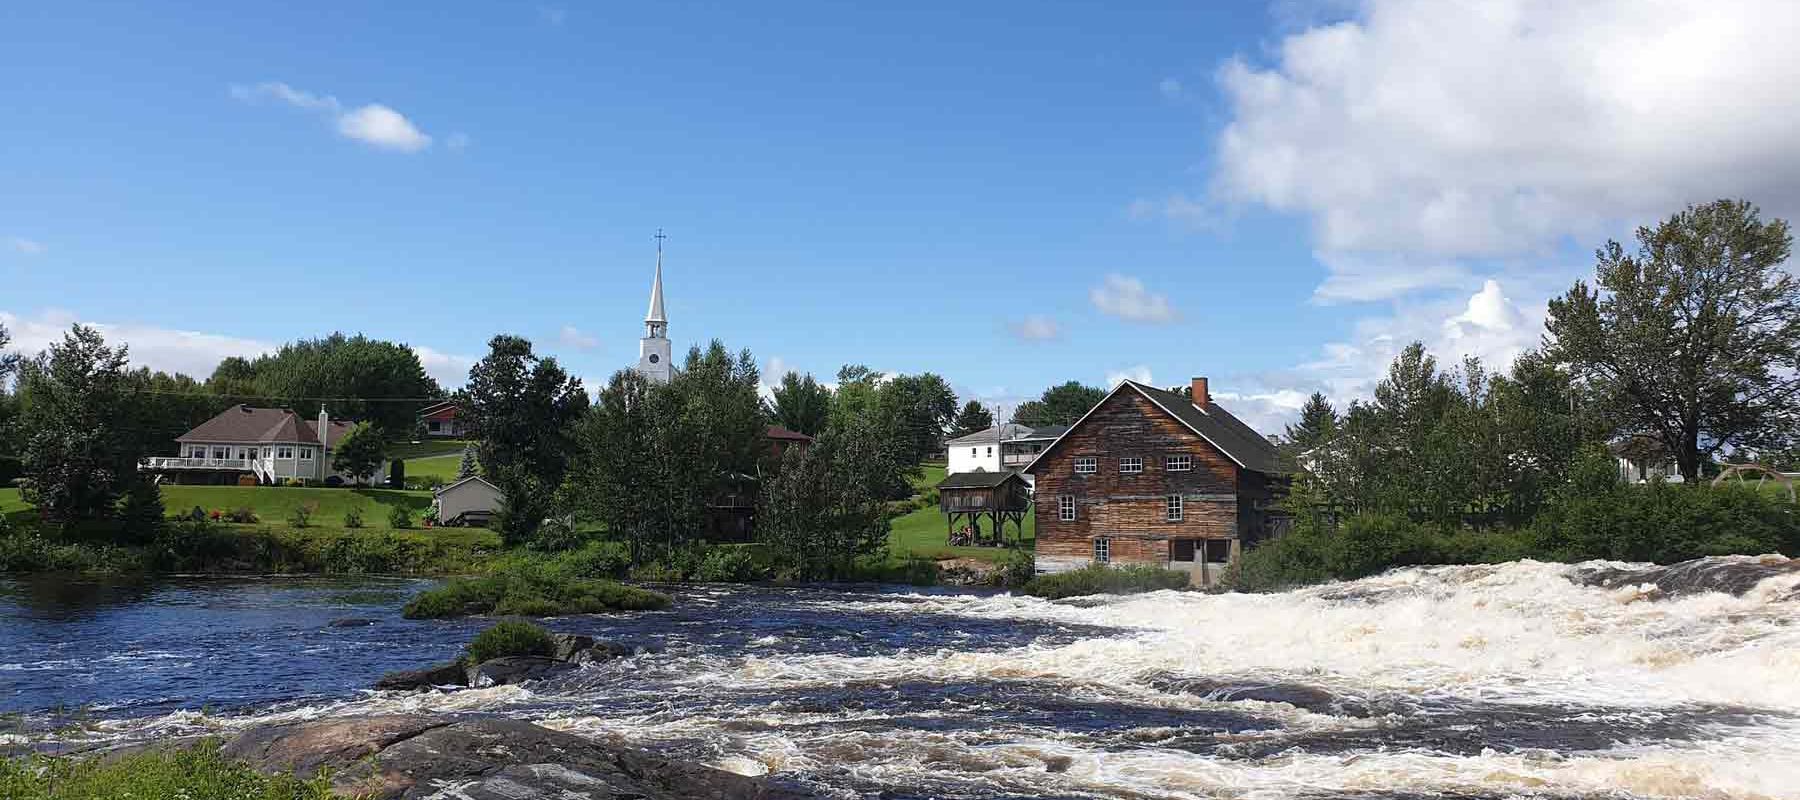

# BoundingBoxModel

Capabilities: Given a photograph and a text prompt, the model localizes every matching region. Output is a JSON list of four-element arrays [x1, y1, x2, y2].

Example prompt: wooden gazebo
[[937, 470, 1031, 546]]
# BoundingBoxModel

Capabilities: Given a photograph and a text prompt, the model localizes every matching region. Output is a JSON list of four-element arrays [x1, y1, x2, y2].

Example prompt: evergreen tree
[[949, 400, 995, 438], [119, 478, 167, 542], [457, 443, 479, 479], [17, 325, 147, 525], [1548, 199, 1800, 482], [770, 371, 831, 436]]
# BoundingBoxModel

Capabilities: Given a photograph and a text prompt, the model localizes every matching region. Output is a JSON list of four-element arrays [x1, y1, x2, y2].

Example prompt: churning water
[[3, 555, 1798, 799]]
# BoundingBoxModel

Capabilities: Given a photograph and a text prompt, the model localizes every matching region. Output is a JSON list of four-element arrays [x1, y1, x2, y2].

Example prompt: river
[[3, 556, 1798, 799]]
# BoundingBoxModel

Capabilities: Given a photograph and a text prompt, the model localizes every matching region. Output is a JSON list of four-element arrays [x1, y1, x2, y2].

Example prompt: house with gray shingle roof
[[142, 405, 385, 485]]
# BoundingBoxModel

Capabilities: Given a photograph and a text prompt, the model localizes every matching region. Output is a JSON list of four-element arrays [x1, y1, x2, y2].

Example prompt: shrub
[[402, 554, 671, 619], [464, 620, 557, 664], [694, 546, 762, 582], [1021, 563, 1190, 599], [118, 480, 166, 543], [342, 507, 365, 529], [995, 547, 1037, 587], [388, 506, 413, 529], [0, 741, 334, 800], [288, 503, 314, 529], [226, 506, 258, 524]]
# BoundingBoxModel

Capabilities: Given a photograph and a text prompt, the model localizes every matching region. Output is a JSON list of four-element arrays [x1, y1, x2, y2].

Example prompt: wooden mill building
[[1024, 377, 1285, 586]]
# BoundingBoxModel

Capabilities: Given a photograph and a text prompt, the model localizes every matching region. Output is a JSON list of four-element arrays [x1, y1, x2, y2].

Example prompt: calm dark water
[[2, 560, 1797, 799]]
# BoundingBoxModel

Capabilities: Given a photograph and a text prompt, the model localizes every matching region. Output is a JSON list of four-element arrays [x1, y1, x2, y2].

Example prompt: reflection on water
[[4, 556, 1799, 799]]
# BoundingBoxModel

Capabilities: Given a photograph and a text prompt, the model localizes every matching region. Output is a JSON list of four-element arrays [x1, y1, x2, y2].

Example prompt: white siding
[[436, 479, 503, 523]]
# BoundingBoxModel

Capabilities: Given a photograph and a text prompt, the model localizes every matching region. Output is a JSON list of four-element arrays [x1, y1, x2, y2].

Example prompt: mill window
[[1166, 454, 1193, 472], [1120, 457, 1143, 474], [1166, 494, 1184, 521], [1093, 537, 1111, 564], [1074, 456, 1097, 474], [1058, 495, 1076, 521]]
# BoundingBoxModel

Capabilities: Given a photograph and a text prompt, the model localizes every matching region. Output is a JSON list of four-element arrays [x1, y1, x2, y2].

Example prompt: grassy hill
[[387, 439, 471, 460], [403, 454, 464, 484], [159, 485, 434, 522]]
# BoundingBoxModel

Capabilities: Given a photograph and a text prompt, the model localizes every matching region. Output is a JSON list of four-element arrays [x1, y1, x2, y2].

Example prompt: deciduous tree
[[949, 400, 995, 438], [331, 421, 387, 485], [1012, 381, 1106, 427], [17, 325, 146, 524], [461, 335, 588, 544], [1547, 199, 1800, 481], [770, 371, 831, 436]]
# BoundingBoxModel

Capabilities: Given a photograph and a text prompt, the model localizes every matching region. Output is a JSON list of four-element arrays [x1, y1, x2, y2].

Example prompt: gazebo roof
[[937, 470, 1025, 490]]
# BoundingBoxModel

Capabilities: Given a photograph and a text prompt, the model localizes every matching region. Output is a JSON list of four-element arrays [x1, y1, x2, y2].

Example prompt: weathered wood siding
[[1030, 389, 1242, 572]]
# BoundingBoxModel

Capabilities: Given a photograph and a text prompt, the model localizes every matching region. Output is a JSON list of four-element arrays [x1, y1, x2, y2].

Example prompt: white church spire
[[645, 229, 667, 325], [635, 228, 673, 384]]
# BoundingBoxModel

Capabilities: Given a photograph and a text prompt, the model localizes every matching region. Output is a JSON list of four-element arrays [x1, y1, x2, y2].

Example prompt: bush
[[0, 741, 334, 800], [226, 506, 258, 524], [1021, 563, 1190, 599], [388, 506, 412, 529], [118, 480, 166, 544], [464, 620, 557, 664], [402, 554, 671, 619], [288, 503, 314, 529], [693, 546, 762, 582], [342, 507, 365, 529], [995, 547, 1037, 587]]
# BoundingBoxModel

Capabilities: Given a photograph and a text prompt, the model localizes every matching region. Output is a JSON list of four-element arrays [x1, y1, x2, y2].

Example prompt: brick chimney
[[1190, 376, 1209, 406]]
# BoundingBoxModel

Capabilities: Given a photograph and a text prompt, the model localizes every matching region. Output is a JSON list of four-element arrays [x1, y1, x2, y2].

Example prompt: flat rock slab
[[223, 715, 808, 800], [465, 655, 574, 687], [376, 661, 468, 691]]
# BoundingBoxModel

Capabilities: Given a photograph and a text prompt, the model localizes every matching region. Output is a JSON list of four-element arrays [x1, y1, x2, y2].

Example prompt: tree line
[[1248, 199, 1800, 586]]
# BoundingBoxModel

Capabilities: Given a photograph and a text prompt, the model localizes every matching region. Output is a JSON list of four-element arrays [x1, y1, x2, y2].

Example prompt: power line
[[134, 389, 451, 404]]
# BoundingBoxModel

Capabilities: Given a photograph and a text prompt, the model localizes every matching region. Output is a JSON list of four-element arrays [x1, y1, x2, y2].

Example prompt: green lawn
[[387, 439, 471, 460], [404, 454, 464, 483], [913, 462, 947, 491], [160, 485, 434, 524], [887, 502, 1034, 563]]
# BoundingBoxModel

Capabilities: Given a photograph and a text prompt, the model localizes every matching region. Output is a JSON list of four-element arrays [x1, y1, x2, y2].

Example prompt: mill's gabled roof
[[1022, 381, 1282, 476]]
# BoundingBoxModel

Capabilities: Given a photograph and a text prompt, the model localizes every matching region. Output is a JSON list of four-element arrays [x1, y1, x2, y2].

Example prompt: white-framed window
[[188, 446, 205, 458], [277, 446, 294, 459], [1058, 495, 1076, 521], [986, 446, 993, 457], [1166, 494, 1184, 522], [971, 447, 978, 457], [1166, 454, 1193, 472], [1074, 456, 1097, 474], [299, 448, 313, 460], [1120, 456, 1143, 474], [212, 447, 229, 461], [1093, 537, 1111, 563]]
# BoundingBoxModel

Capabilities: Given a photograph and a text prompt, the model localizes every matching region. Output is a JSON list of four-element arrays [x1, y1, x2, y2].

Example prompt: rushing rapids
[[3, 555, 1798, 799]]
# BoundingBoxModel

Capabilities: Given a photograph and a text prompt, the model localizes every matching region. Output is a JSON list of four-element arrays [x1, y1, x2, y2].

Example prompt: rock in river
[[220, 714, 808, 799], [374, 661, 467, 691], [464, 655, 574, 687]]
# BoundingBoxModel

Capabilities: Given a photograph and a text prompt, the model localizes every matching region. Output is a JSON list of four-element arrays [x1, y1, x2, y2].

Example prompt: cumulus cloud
[[336, 104, 432, 152], [233, 82, 433, 153], [1007, 315, 1062, 342], [1, 309, 473, 387], [1090, 274, 1178, 323], [1105, 365, 1153, 387], [558, 325, 600, 350], [1213, 0, 1800, 271], [7, 237, 47, 255]]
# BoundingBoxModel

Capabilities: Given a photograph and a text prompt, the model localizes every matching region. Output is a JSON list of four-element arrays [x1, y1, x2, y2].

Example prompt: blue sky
[[5, 1, 1796, 431]]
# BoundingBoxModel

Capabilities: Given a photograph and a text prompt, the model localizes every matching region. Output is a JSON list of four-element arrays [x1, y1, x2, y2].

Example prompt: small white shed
[[434, 475, 504, 527]]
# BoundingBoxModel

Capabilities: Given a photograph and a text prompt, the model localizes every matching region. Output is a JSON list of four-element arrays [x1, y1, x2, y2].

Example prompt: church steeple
[[635, 229, 673, 384], [645, 229, 667, 333]]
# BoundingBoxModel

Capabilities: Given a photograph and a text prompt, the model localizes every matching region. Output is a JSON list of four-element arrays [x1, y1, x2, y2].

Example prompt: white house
[[434, 475, 503, 527], [1611, 435, 1681, 484], [944, 423, 1068, 488], [143, 405, 386, 485]]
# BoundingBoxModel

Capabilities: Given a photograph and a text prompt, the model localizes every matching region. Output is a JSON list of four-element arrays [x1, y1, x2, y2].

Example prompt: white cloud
[[234, 82, 433, 153], [1105, 365, 1153, 387], [1211, 388, 1312, 436], [1089, 273, 1178, 323], [7, 237, 47, 255], [1213, 0, 1800, 268], [557, 325, 600, 350], [1158, 77, 1184, 99], [1, 309, 472, 387], [2, 309, 274, 379], [1007, 315, 1062, 342]]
